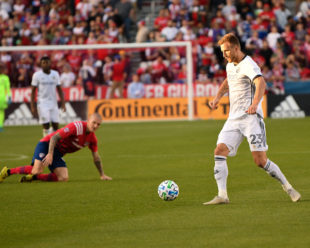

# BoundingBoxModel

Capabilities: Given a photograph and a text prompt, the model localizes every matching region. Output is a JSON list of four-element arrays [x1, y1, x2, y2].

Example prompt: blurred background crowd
[[0, 0, 309, 97]]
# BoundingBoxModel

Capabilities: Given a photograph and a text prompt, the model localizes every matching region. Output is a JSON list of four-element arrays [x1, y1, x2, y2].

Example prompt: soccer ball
[[158, 180, 179, 201]]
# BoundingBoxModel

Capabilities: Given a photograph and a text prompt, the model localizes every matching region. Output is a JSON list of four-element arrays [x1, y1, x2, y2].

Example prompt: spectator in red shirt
[[154, 8, 170, 31], [211, 9, 226, 29], [281, 24, 295, 49], [67, 50, 83, 73], [258, 3, 276, 29], [109, 54, 127, 99], [176, 64, 187, 84], [300, 65, 310, 80], [0, 113, 112, 183], [151, 55, 168, 84], [251, 15, 268, 39]]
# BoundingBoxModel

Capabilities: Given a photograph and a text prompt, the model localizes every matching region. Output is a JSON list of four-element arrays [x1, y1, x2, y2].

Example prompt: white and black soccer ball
[[158, 180, 179, 201]]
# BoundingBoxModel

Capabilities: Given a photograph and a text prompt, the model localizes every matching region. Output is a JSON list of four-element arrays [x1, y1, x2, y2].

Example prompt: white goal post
[[0, 41, 194, 120]]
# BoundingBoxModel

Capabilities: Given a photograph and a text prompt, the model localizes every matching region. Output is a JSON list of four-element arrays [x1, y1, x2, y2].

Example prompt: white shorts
[[37, 105, 60, 124], [217, 114, 268, 157]]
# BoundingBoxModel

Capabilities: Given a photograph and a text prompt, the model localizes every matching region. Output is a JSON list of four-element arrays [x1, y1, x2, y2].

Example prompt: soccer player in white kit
[[203, 33, 301, 205], [31, 56, 66, 137]]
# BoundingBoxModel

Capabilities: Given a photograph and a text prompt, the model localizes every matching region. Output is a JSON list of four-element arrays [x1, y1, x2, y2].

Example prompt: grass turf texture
[[0, 118, 309, 248]]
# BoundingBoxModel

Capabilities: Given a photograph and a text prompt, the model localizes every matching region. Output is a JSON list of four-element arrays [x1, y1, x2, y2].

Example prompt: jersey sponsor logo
[[270, 95, 305, 118]]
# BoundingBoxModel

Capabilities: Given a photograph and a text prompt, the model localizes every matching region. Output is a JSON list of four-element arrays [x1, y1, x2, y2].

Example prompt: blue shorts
[[31, 141, 66, 172]]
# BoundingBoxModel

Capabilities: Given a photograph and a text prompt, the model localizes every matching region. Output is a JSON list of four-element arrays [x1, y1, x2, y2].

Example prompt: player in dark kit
[[0, 113, 112, 182]]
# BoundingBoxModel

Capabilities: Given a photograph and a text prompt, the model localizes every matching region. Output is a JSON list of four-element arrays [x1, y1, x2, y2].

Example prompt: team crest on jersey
[[64, 127, 69, 133], [39, 153, 45, 158]]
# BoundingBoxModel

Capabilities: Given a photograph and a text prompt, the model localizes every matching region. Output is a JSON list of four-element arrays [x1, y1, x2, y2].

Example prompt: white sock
[[48, 127, 55, 134], [214, 156, 228, 199], [263, 159, 292, 190], [43, 129, 49, 137]]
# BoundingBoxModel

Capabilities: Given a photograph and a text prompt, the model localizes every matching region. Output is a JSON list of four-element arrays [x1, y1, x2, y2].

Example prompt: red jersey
[[41, 121, 98, 155], [112, 60, 126, 81]]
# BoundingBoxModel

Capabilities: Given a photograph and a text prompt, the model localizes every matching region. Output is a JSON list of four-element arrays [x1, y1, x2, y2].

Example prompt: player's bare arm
[[56, 85, 66, 112], [246, 76, 266, 114], [210, 79, 229, 109], [92, 151, 112, 180], [30, 86, 37, 115], [42, 133, 62, 167]]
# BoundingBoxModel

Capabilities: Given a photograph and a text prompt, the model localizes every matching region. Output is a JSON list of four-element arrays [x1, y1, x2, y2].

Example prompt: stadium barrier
[[267, 94, 310, 118], [267, 82, 310, 94], [4, 101, 87, 126], [87, 96, 267, 122], [10, 84, 220, 102], [7, 89, 310, 125], [10, 82, 310, 103]]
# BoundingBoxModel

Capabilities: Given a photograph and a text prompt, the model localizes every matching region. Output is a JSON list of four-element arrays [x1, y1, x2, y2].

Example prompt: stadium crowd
[[0, 0, 310, 97]]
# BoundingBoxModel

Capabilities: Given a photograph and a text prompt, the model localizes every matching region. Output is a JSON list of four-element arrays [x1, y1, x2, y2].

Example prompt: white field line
[[71, 150, 310, 159], [0, 153, 29, 161]]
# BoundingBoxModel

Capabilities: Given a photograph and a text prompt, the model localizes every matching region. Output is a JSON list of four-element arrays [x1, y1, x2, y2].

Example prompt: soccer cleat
[[20, 174, 34, 183], [203, 196, 230, 205], [0, 166, 9, 183], [282, 185, 301, 202]]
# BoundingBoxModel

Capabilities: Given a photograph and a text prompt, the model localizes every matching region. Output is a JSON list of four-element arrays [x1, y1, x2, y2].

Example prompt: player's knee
[[31, 167, 43, 175], [57, 176, 69, 182], [253, 157, 267, 168], [214, 143, 229, 156]]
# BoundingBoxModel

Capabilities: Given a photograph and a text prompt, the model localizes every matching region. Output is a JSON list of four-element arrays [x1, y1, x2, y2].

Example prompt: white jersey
[[31, 69, 60, 107], [226, 55, 263, 120]]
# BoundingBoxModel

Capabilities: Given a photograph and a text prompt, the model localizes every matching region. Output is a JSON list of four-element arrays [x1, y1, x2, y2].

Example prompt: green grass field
[[0, 118, 309, 248]]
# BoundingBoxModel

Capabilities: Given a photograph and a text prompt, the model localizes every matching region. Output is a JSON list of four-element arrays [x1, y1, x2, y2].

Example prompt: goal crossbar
[[1, 41, 194, 120]]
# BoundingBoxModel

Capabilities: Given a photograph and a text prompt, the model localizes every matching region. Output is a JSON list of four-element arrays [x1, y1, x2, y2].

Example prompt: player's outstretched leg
[[0, 166, 9, 182], [1, 165, 34, 183], [263, 159, 301, 202], [9, 166, 33, 175], [20, 173, 58, 183]]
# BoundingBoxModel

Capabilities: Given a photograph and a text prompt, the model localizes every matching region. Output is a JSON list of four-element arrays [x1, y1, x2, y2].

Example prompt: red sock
[[9, 166, 33, 175], [36, 173, 58, 182]]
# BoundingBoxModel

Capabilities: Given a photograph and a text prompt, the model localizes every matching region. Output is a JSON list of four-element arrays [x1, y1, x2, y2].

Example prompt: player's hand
[[246, 104, 258, 115], [30, 105, 36, 116], [100, 174, 112, 180], [42, 153, 53, 167], [209, 98, 219, 110], [61, 103, 66, 112]]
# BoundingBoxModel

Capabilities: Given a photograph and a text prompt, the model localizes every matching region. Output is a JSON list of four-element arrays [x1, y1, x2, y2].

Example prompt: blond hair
[[218, 33, 241, 48], [89, 113, 102, 122]]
